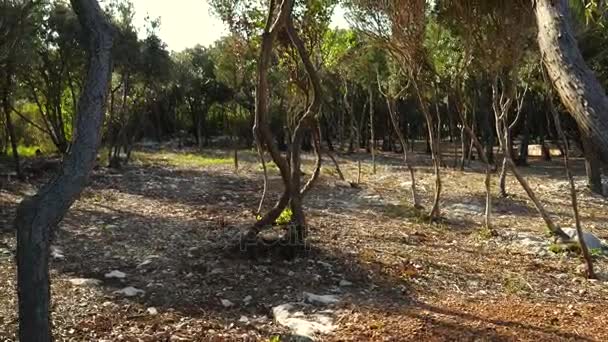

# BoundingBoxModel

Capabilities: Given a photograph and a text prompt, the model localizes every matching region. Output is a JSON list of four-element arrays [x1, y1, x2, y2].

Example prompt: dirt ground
[[1, 145, 608, 341]]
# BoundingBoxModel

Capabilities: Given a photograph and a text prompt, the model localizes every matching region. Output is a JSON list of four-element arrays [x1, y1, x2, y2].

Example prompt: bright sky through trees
[[131, 0, 350, 52]]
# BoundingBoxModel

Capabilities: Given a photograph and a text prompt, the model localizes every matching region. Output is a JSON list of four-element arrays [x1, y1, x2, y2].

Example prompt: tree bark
[[492, 82, 569, 240], [517, 112, 530, 166], [582, 136, 603, 195], [15, 0, 113, 340], [386, 96, 420, 208], [413, 80, 441, 220], [300, 120, 322, 196], [536, 0, 608, 163], [2, 58, 22, 180], [549, 88, 596, 278], [285, 14, 322, 242], [454, 89, 493, 230], [368, 85, 376, 174]]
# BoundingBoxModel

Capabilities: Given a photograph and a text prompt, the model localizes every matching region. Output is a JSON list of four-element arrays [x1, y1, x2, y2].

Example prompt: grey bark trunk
[[15, 1, 113, 340], [536, 0, 608, 163], [582, 136, 603, 195]]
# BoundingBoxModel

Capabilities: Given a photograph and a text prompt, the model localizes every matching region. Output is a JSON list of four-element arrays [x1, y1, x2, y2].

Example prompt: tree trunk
[[498, 156, 508, 197], [15, 1, 113, 340], [493, 97, 569, 240], [460, 126, 467, 170], [414, 80, 441, 220], [517, 112, 530, 166], [582, 136, 603, 195], [284, 14, 322, 243], [386, 97, 420, 208], [536, 0, 608, 163], [369, 85, 376, 174], [455, 90, 493, 230], [549, 85, 596, 278], [300, 121, 322, 196], [197, 113, 205, 150], [246, 0, 293, 241], [2, 58, 22, 180]]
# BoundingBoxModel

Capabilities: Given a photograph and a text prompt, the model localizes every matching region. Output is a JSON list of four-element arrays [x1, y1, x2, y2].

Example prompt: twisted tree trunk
[[247, 0, 293, 238], [15, 0, 113, 340]]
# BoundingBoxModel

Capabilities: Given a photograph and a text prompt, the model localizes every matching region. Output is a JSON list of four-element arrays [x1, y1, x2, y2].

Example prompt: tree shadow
[[0, 153, 604, 340]]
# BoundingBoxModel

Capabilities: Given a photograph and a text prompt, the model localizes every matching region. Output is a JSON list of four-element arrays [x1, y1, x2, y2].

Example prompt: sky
[[131, 0, 349, 52]]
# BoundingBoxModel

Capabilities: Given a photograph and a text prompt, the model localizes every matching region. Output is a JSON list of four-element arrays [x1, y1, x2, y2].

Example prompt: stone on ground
[[562, 228, 605, 250], [113, 286, 145, 297], [303, 292, 340, 305], [104, 270, 127, 279], [445, 203, 483, 217], [273, 303, 336, 341], [68, 278, 101, 287], [50, 246, 65, 260]]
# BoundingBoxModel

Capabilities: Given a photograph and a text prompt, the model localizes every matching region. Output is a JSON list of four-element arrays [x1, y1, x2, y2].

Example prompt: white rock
[[273, 303, 336, 340], [68, 278, 101, 287], [562, 228, 605, 250], [339, 280, 353, 287], [400, 181, 412, 188], [243, 295, 253, 303], [210, 268, 224, 275], [316, 261, 332, 268], [303, 292, 340, 305], [333, 180, 352, 188], [113, 287, 144, 297], [50, 246, 65, 260], [238, 316, 249, 324], [221, 299, 234, 308], [137, 259, 153, 268], [445, 203, 483, 217], [510, 233, 551, 256], [288, 271, 295, 277], [104, 270, 127, 279], [147, 307, 158, 315]]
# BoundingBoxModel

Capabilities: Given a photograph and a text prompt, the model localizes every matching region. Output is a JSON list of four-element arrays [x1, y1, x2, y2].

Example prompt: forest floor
[[1, 143, 608, 341]]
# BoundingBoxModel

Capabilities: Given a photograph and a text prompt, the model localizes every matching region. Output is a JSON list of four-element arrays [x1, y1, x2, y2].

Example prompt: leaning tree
[[536, 0, 608, 163], [14, 0, 113, 340]]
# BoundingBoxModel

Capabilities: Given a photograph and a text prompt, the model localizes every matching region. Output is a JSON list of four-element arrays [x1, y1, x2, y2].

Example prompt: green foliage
[[549, 242, 582, 255], [590, 248, 604, 257], [503, 275, 528, 294], [382, 203, 422, 220], [255, 208, 293, 225], [134, 151, 232, 168], [16, 145, 42, 158], [477, 227, 498, 240], [276, 208, 293, 225]]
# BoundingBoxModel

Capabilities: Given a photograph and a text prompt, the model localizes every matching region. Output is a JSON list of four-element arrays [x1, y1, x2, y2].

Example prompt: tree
[[15, 0, 113, 339], [348, 0, 443, 220], [174, 46, 233, 148], [377, 60, 421, 208], [536, 0, 608, 163], [0, 0, 39, 179], [24, 1, 87, 153]]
